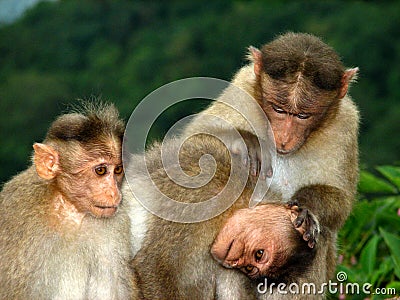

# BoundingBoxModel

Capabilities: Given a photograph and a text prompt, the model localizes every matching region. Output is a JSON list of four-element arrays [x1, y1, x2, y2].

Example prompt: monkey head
[[211, 203, 314, 279], [33, 104, 125, 219], [249, 33, 358, 155]]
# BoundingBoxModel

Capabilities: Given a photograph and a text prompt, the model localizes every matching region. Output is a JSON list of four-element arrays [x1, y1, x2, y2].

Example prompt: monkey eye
[[94, 165, 107, 176], [296, 113, 311, 120], [255, 249, 264, 262], [271, 103, 286, 114], [245, 265, 254, 273], [114, 165, 123, 175]]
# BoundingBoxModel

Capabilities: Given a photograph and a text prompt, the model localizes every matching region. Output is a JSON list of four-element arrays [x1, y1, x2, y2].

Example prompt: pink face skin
[[59, 157, 124, 218], [249, 46, 358, 156], [211, 204, 304, 279], [34, 141, 124, 225]]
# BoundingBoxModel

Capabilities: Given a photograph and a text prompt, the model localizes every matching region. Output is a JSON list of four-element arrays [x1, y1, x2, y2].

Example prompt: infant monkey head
[[33, 103, 125, 219], [211, 204, 314, 279]]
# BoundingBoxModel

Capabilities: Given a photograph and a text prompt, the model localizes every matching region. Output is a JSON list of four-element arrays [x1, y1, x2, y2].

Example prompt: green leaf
[[359, 235, 380, 276], [358, 171, 397, 194], [379, 228, 400, 279], [377, 166, 400, 190], [385, 281, 400, 296], [376, 211, 400, 233], [340, 200, 379, 249], [370, 257, 394, 286]]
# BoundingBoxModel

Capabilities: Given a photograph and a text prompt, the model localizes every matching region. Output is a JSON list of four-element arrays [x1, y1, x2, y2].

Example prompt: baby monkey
[[212, 203, 315, 280], [0, 103, 136, 299]]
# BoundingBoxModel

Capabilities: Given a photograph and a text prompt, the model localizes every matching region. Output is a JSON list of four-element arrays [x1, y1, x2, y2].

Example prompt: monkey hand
[[287, 201, 320, 249], [229, 130, 273, 180]]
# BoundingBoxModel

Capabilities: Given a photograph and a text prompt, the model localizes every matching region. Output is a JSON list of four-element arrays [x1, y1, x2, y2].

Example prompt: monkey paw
[[287, 201, 320, 249], [230, 130, 273, 179]]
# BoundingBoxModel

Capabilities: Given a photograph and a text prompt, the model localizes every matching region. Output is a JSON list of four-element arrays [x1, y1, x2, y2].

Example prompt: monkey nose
[[280, 136, 292, 149], [108, 190, 122, 206], [280, 141, 288, 149]]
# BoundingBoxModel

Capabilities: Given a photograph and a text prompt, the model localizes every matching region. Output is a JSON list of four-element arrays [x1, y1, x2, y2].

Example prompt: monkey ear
[[339, 67, 359, 99], [33, 143, 60, 180], [248, 46, 263, 76]]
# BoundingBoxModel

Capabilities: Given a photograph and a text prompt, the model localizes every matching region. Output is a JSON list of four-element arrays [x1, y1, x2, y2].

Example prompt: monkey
[[0, 103, 137, 299], [211, 203, 314, 280], [126, 131, 316, 300], [181, 32, 360, 298]]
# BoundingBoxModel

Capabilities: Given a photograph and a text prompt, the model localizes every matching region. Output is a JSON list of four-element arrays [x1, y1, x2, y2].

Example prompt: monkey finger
[[304, 230, 317, 249], [258, 139, 273, 180], [293, 209, 307, 228], [303, 231, 312, 242], [258, 150, 271, 180], [287, 200, 299, 208], [301, 211, 320, 249], [248, 145, 259, 177], [230, 139, 249, 167]]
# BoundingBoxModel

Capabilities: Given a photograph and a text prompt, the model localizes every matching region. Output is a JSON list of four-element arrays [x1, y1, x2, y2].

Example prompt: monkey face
[[263, 101, 321, 155], [32, 104, 126, 221], [259, 77, 338, 155], [211, 204, 308, 279], [212, 230, 276, 279], [249, 39, 351, 155], [57, 155, 124, 218], [87, 160, 124, 217]]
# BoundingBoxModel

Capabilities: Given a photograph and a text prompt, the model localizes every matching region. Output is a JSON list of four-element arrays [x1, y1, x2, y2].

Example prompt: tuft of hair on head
[[260, 32, 345, 91], [45, 101, 125, 146]]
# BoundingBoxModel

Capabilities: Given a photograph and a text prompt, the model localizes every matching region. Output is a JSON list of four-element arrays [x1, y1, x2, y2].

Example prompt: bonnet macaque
[[0, 103, 136, 299], [185, 32, 359, 297], [128, 133, 314, 299]]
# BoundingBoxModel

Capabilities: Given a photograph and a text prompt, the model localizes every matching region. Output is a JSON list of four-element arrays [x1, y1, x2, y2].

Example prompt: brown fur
[[0, 103, 137, 299], [129, 134, 315, 299], [260, 32, 344, 91], [182, 32, 359, 299]]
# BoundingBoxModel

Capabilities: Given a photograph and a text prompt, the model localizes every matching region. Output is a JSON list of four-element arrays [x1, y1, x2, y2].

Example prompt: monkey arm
[[291, 184, 354, 233]]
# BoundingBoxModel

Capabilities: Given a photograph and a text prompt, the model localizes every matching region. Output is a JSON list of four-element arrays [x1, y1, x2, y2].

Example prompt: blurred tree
[[0, 0, 399, 183], [0, 71, 71, 179]]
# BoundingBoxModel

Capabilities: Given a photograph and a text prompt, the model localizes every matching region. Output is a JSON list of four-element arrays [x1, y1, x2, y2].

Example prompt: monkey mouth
[[222, 239, 236, 268], [94, 204, 119, 212], [95, 205, 118, 209], [211, 238, 235, 266], [277, 148, 294, 155], [93, 204, 119, 217]]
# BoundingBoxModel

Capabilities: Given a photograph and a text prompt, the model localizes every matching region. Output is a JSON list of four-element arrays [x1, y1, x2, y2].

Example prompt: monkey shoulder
[[0, 167, 52, 233], [231, 64, 257, 91], [0, 167, 44, 203], [183, 64, 258, 137]]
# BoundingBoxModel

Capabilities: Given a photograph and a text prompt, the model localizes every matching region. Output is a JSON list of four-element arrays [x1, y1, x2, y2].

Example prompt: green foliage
[[337, 166, 400, 299], [0, 0, 399, 183]]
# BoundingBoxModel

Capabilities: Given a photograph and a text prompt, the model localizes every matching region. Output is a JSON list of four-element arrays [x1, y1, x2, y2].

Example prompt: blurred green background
[[1, 1, 400, 298], [1, 0, 399, 183]]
